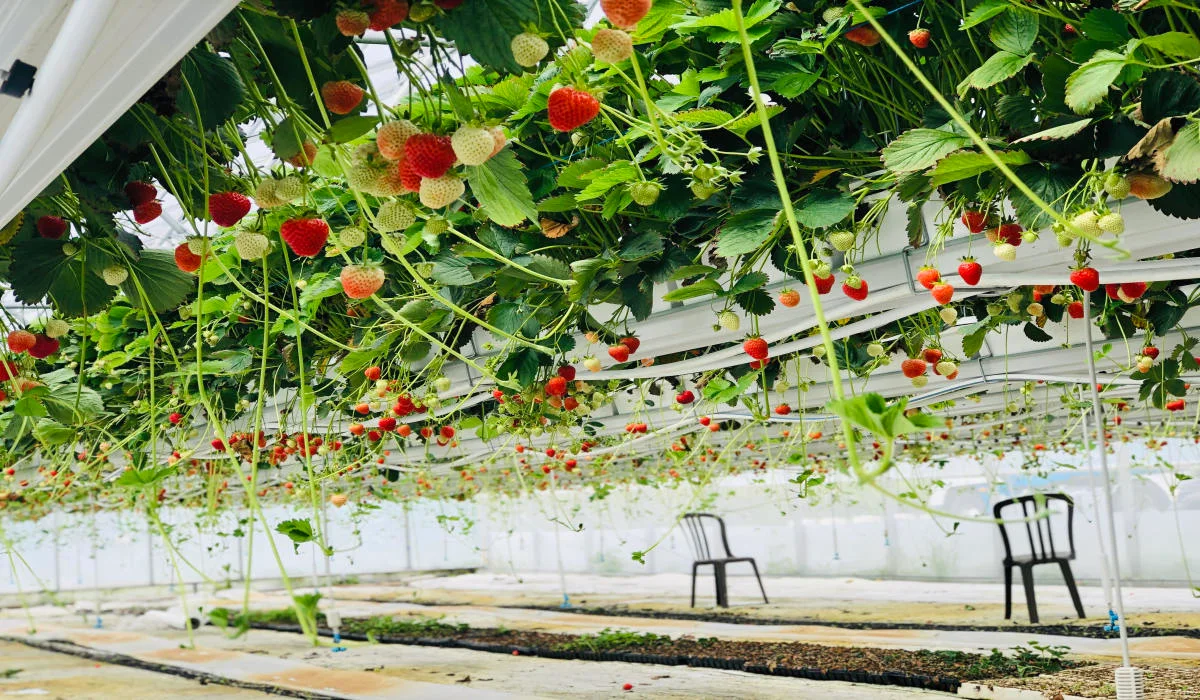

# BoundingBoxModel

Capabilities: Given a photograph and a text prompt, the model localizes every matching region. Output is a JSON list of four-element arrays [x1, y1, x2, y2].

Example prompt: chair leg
[[690, 563, 699, 608], [748, 559, 768, 604], [1003, 565, 1013, 620], [713, 563, 728, 608], [1019, 565, 1039, 624], [1059, 561, 1086, 619]]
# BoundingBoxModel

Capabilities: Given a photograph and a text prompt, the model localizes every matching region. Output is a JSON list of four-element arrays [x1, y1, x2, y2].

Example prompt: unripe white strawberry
[[822, 7, 845, 22], [829, 230, 856, 251], [911, 374, 929, 388], [186, 236, 210, 256], [419, 175, 465, 209], [993, 242, 1017, 261], [376, 200, 416, 232], [101, 265, 128, 286], [935, 360, 957, 376], [812, 345, 826, 358], [45, 319, 70, 338], [424, 217, 449, 236], [274, 175, 304, 203], [1137, 355, 1153, 373], [939, 307, 958, 324], [234, 231, 270, 260], [377, 119, 420, 160], [511, 32, 550, 68], [716, 310, 740, 331], [866, 342, 885, 357], [1104, 173, 1131, 199], [1098, 212, 1125, 235], [1027, 302, 1044, 316], [1071, 210, 1102, 236], [452, 125, 497, 166], [583, 356, 602, 372], [592, 28, 633, 63], [254, 179, 283, 209], [339, 226, 366, 248], [434, 376, 452, 392]]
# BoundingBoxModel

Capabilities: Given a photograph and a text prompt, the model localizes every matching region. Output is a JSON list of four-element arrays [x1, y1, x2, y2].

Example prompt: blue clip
[[1103, 609, 1120, 633], [560, 593, 572, 609], [94, 616, 103, 629], [331, 632, 347, 652]]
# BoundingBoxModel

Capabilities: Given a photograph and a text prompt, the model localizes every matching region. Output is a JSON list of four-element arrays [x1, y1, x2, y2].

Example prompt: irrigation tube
[[1082, 297, 1134, 671]]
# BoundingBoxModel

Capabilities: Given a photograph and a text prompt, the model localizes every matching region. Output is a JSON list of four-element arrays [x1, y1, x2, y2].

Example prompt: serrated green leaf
[[465, 149, 538, 226], [795, 189, 855, 228], [735, 288, 775, 316], [1066, 49, 1128, 114], [556, 158, 606, 189], [1161, 121, 1200, 184], [328, 115, 379, 143], [430, 253, 477, 286], [537, 193, 578, 212], [928, 150, 1032, 186], [1013, 118, 1094, 144], [577, 161, 640, 201], [729, 271, 769, 295], [990, 10, 1039, 55], [1143, 32, 1200, 60], [883, 129, 973, 173], [178, 50, 246, 130], [718, 209, 777, 258], [674, 108, 734, 126], [1079, 8, 1129, 45], [662, 279, 723, 302], [960, 51, 1035, 95], [619, 230, 664, 260], [726, 106, 785, 137], [961, 0, 1009, 30]]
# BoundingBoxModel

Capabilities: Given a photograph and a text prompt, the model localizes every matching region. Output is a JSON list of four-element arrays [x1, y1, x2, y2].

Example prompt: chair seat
[[695, 557, 754, 566], [1004, 554, 1074, 566]]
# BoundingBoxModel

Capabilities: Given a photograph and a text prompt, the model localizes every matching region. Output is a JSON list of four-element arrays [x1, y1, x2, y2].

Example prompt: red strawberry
[[28, 334, 59, 359], [619, 336, 641, 354], [440, 425, 455, 439], [547, 87, 600, 132], [1119, 281, 1147, 300], [280, 218, 330, 257], [961, 210, 988, 233], [1143, 346, 1160, 360], [774, 404, 792, 415], [340, 264, 385, 298], [1105, 283, 1120, 300], [368, 0, 409, 30], [842, 276, 869, 301], [420, 426, 433, 439], [607, 344, 630, 363], [36, 215, 68, 239], [779, 289, 800, 307], [7, 330, 36, 354], [957, 258, 982, 286], [134, 201, 162, 224], [749, 358, 769, 370], [600, 0, 650, 28], [908, 28, 931, 48], [208, 191, 251, 227], [1069, 266, 1100, 292], [916, 266, 940, 290], [378, 417, 397, 431], [812, 273, 835, 295], [321, 81, 365, 115], [988, 222, 1023, 246], [0, 360, 16, 382], [404, 134, 456, 179], [169, 412, 183, 425], [545, 376, 568, 397], [288, 142, 318, 168], [901, 358, 927, 378], [742, 336, 769, 360], [676, 390, 694, 404], [124, 181, 157, 206], [364, 366, 382, 381], [922, 348, 943, 365], [1067, 301, 1084, 319], [174, 242, 203, 272], [335, 9, 370, 35], [1166, 399, 1185, 412], [931, 282, 954, 305], [557, 365, 576, 381], [844, 26, 881, 46]]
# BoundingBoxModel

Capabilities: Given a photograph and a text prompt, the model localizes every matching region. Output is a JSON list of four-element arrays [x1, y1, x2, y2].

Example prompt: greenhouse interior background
[[1, 0, 1199, 698]]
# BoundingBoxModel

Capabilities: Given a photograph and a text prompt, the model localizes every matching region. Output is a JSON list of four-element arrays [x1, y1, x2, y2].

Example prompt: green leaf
[[1079, 8, 1129, 45], [537, 193, 578, 212], [1141, 71, 1200, 124], [961, 321, 991, 358], [44, 384, 105, 425], [1143, 32, 1200, 60], [883, 129, 972, 173], [114, 466, 174, 489], [276, 518, 316, 554], [1023, 322, 1053, 342], [123, 250, 195, 313], [619, 230, 664, 260], [576, 161, 640, 201], [1012, 118, 1094, 144], [488, 303, 533, 335], [960, 51, 1035, 94], [557, 158, 606, 189], [177, 50, 246, 130], [961, 0, 1009, 30], [729, 271, 769, 295], [662, 280, 723, 302], [328, 115, 379, 143], [1161, 121, 1200, 184], [990, 9, 1039, 55], [434, 0, 583, 73], [525, 253, 572, 281], [1066, 49, 1128, 114], [465, 149, 538, 227], [14, 395, 47, 419], [430, 253, 477, 286], [674, 108, 734, 126], [670, 264, 719, 280], [725, 106, 785, 137], [33, 421, 77, 446], [795, 189, 856, 228], [928, 150, 1031, 186], [8, 239, 116, 317], [735, 288, 775, 316], [271, 117, 304, 160], [496, 347, 542, 386], [718, 209, 777, 258]]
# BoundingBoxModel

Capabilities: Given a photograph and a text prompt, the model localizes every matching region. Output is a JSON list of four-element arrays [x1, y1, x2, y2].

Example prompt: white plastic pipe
[[0, 0, 117, 196], [1080, 412, 1115, 614]]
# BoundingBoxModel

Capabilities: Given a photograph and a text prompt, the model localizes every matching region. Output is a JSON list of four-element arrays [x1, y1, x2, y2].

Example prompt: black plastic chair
[[993, 494, 1085, 623], [681, 513, 768, 608]]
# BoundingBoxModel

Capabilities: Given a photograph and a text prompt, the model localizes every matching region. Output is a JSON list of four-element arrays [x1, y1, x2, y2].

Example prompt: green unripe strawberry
[[1104, 173, 1131, 199], [829, 230, 856, 252], [1071, 210, 1102, 236], [717, 310, 740, 331], [691, 181, 719, 200], [1098, 212, 1125, 235], [629, 181, 662, 206]]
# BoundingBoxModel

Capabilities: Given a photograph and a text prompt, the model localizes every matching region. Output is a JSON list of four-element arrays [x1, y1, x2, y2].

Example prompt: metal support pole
[[1080, 412, 1115, 611], [1082, 297, 1133, 668]]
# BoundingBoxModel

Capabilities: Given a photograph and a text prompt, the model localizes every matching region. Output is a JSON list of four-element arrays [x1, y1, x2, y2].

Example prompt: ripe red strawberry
[[749, 358, 769, 369], [169, 412, 183, 425], [440, 425, 455, 439], [364, 366, 382, 381], [124, 181, 157, 206], [545, 376, 568, 397], [208, 191, 251, 227], [368, 0, 409, 31], [7, 329, 35, 354], [774, 404, 792, 415], [404, 134, 456, 179], [676, 390, 694, 404], [174, 242, 203, 272], [547, 87, 600, 132], [608, 344, 630, 363], [742, 336, 769, 360], [812, 273, 836, 295], [378, 417, 397, 431], [281, 218, 330, 257], [1119, 281, 1147, 300], [916, 266, 940, 290], [419, 426, 433, 439], [336, 9, 370, 35], [620, 336, 641, 354], [842, 276, 869, 301], [922, 348, 943, 365], [340, 264, 385, 299], [134, 201, 162, 224], [908, 28, 931, 48], [988, 222, 1023, 246], [35, 215, 68, 239], [28, 334, 59, 359], [321, 81, 365, 115], [1166, 399, 1185, 412], [0, 360, 17, 382], [957, 258, 982, 286], [1105, 283, 1120, 300], [1069, 266, 1100, 292], [1143, 346, 1160, 360], [961, 210, 988, 233], [600, 0, 650, 29], [557, 365, 576, 381], [779, 289, 800, 307], [901, 358, 927, 378], [931, 282, 954, 305], [844, 26, 881, 46]]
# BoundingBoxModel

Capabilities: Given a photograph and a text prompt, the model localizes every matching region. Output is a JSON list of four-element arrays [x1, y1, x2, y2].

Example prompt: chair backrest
[[681, 513, 734, 561], [992, 494, 1076, 563]]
